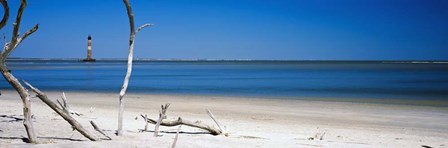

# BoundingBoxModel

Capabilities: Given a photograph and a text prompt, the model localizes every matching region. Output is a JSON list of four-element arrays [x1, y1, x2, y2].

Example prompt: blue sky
[[2, 0, 448, 60]]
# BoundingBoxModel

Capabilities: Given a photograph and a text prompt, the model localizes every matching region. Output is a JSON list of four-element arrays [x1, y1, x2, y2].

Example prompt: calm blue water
[[1, 60, 448, 100]]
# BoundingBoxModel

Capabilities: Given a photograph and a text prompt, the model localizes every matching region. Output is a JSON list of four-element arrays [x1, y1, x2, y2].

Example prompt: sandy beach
[[0, 90, 447, 148]]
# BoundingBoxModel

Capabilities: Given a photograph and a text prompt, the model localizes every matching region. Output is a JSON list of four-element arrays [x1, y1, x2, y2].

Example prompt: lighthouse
[[83, 35, 96, 62]]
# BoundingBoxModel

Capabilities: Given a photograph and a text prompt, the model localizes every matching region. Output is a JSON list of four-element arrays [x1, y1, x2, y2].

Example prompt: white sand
[[1, 90, 447, 148]]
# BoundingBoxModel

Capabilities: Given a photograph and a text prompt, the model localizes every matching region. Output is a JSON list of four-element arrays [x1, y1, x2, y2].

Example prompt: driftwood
[[57, 92, 82, 116], [308, 127, 326, 140], [141, 115, 222, 135], [90, 120, 111, 140], [117, 0, 152, 136], [143, 114, 148, 131], [154, 103, 170, 137], [206, 109, 226, 135], [171, 125, 182, 148], [0, 0, 38, 143], [24, 81, 99, 141]]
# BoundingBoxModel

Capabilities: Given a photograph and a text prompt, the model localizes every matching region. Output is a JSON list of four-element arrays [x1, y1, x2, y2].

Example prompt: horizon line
[[5, 57, 448, 63]]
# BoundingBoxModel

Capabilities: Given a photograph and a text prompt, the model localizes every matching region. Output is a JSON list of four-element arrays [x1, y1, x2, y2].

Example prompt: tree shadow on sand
[[0, 136, 29, 143], [37, 136, 84, 142], [0, 136, 85, 142], [0, 114, 24, 122]]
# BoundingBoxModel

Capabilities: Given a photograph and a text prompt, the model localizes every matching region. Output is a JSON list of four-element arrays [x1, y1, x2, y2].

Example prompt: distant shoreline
[[2, 89, 447, 107], [6, 58, 448, 64]]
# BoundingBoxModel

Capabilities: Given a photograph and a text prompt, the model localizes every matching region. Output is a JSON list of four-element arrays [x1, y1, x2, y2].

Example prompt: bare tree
[[0, 0, 39, 143], [118, 0, 152, 136]]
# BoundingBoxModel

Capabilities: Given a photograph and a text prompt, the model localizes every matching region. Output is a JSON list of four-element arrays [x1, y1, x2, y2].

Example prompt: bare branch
[[24, 81, 99, 141], [123, 0, 135, 36], [206, 109, 225, 134], [90, 120, 112, 140], [143, 114, 148, 131], [0, 0, 9, 30], [171, 125, 182, 148], [57, 92, 82, 116], [154, 103, 170, 137], [17, 24, 38, 45], [136, 23, 153, 33], [1, 0, 38, 62], [11, 0, 27, 45]]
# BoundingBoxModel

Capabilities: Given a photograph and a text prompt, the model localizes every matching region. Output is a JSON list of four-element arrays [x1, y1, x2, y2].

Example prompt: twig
[[90, 120, 111, 140], [206, 109, 224, 133], [171, 125, 182, 148], [136, 23, 153, 33], [57, 92, 82, 116], [143, 114, 148, 131]]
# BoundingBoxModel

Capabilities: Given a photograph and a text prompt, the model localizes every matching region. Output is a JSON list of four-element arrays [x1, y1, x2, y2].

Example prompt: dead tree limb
[[136, 24, 153, 33], [0, 0, 9, 30], [141, 115, 222, 135], [0, 0, 38, 143], [57, 92, 82, 116], [118, 0, 152, 136], [90, 120, 111, 140], [143, 114, 148, 131], [154, 103, 170, 137], [171, 125, 182, 148], [206, 109, 225, 134], [24, 81, 99, 141]]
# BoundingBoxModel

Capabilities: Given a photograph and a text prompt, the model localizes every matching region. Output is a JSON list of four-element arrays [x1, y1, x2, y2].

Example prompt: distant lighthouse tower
[[83, 35, 96, 62]]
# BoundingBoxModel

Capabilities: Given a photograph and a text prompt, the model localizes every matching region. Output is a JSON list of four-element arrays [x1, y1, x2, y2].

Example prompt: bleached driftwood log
[[24, 81, 99, 141], [0, 0, 38, 143], [141, 115, 222, 135], [154, 103, 170, 137], [117, 0, 152, 136]]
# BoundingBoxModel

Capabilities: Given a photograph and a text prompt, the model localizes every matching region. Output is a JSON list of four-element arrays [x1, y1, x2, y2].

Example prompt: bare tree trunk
[[0, 69, 37, 143], [118, 0, 152, 136], [0, 0, 38, 143], [24, 81, 99, 141]]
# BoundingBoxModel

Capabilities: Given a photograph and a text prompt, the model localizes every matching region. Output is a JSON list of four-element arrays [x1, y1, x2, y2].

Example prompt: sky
[[1, 0, 447, 60]]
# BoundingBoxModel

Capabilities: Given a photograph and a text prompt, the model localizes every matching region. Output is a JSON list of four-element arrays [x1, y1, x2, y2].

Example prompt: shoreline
[[1, 90, 447, 147], [2, 89, 448, 107]]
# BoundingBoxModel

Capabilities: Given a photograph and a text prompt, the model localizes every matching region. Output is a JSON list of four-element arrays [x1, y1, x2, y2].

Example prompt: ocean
[[1, 60, 448, 101]]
